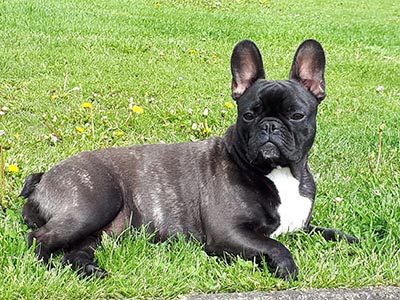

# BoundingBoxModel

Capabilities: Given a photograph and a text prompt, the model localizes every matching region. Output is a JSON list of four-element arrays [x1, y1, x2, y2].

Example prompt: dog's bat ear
[[231, 40, 265, 101], [289, 39, 326, 102]]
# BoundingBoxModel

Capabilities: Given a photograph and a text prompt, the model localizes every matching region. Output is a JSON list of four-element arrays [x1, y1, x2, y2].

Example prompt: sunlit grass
[[0, 0, 399, 298]]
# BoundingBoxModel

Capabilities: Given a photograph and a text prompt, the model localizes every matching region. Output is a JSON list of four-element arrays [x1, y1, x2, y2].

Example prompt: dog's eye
[[243, 112, 255, 121], [290, 112, 305, 121]]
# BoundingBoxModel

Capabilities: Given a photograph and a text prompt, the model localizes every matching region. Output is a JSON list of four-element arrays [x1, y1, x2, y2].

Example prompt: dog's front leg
[[306, 224, 359, 243], [207, 229, 298, 281]]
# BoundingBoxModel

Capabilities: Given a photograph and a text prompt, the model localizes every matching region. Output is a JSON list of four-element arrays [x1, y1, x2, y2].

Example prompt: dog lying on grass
[[21, 39, 358, 280]]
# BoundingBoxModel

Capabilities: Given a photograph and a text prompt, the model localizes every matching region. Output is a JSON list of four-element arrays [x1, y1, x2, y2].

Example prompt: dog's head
[[230, 39, 326, 172]]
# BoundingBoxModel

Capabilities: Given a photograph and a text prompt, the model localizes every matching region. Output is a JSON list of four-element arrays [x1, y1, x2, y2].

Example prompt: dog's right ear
[[289, 39, 326, 102], [231, 40, 265, 101]]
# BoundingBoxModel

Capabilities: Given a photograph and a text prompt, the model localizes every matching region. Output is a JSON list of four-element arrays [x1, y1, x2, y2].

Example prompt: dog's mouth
[[259, 142, 280, 160], [248, 142, 281, 168]]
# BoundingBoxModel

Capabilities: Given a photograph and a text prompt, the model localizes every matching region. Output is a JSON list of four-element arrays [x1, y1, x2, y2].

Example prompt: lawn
[[0, 0, 399, 299]]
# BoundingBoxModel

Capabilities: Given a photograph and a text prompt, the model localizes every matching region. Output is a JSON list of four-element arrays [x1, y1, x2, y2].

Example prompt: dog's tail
[[21, 172, 46, 228], [20, 173, 44, 198]]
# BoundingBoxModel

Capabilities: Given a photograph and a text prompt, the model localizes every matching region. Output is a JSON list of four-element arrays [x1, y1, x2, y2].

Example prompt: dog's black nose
[[264, 120, 280, 134]]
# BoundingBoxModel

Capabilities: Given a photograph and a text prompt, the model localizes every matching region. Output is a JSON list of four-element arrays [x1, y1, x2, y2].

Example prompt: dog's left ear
[[231, 40, 265, 101], [289, 39, 326, 102]]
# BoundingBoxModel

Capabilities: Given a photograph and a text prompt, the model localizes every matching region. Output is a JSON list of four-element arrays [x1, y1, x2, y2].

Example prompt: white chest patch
[[266, 167, 312, 238]]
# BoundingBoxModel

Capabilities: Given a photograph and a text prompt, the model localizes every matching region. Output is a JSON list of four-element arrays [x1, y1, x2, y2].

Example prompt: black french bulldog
[[21, 39, 358, 281]]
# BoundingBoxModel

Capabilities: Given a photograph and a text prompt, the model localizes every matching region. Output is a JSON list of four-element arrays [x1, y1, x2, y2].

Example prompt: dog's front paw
[[307, 225, 359, 244], [343, 233, 359, 244], [271, 257, 299, 281]]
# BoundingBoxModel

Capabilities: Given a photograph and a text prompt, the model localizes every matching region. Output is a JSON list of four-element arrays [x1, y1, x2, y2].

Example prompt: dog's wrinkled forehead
[[238, 79, 318, 112]]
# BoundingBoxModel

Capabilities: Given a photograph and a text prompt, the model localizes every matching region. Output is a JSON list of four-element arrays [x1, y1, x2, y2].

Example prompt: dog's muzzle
[[247, 141, 281, 169], [259, 142, 280, 161]]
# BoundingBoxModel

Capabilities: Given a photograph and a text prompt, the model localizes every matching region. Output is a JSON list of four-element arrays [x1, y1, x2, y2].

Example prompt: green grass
[[1, 0, 399, 298]]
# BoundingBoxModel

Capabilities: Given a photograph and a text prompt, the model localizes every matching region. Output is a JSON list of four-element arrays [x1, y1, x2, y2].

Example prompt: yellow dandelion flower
[[114, 131, 124, 137], [80, 102, 93, 109], [49, 89, 57, 100], [202, 127, 212, 135], [7, 165, 19, 173], [75, 126, 85, 133], [132, 105, 144, 114], [202, 119, 211, 135], [224, 102, 235, 109], [188, 49, 198, 55], [154, 2, 161, 7]]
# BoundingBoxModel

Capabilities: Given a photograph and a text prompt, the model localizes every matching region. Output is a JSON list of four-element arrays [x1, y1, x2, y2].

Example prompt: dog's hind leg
[[27, 216, 99, 264], [61, 207, 132, 277], [28, 201, 122, 266], [23, 164, 125, 269], [62, 234, 108, 278], [22, 200, 46, 229]]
